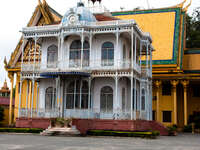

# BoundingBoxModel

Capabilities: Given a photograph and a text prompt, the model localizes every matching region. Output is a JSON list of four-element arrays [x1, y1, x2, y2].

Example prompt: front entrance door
[[100, 86, 113, 119]]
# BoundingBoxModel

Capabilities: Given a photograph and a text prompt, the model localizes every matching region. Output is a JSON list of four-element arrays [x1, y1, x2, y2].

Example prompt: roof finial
[[42, 0, 46, 4], [38, 0, 42, 5], [183, 0, 192, 12]]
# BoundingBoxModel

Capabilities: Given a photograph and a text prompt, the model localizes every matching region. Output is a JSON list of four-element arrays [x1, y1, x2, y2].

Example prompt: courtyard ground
[[0, 133, 199, 150]]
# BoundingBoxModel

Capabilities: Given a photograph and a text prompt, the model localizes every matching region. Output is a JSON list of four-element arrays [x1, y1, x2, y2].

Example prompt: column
[[89, 34, 93, 67], [28, 80, 32, 116], [81, 30, 84, 68], [79, 79, 82, 109], [8, 72, 14, 125], [181, 80, 189, 126], [18, 79, 23, 118], [155, 80, 161, 122], [170, 80, 179, 125], [115, 32, 119, 68], [115, 73, 119, 118], [134, 78, 136, 120], [31, 79, 35, 118], [26, 80, 29, 116], [36, 81, 40, 117], [88, 77, 91, 118], [131, 27, 134, 68], [130, 76, 133, 120]]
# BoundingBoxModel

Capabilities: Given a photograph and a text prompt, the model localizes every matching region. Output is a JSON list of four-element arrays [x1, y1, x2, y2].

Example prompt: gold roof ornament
[[183, 0, 192, 12], [172, 0, 187, 8]]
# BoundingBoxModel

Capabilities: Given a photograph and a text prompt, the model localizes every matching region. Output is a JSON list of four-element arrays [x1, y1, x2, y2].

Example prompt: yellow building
[[5, 0, 200, 128]]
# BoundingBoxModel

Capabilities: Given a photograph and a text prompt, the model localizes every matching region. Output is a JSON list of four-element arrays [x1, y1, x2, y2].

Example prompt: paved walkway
[[0, 133, 199, 150]]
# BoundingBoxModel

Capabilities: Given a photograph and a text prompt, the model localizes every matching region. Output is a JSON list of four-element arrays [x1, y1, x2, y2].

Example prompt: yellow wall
[[183, 54, 200, 70], [116, 12, 176, 61], [153, 87, 175, 127], [14, 78, 39, 119]]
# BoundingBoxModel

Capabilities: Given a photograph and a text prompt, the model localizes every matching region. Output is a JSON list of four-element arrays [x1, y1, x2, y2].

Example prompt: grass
[[0, 128, 43, 133], [87, 130, 160, 139]]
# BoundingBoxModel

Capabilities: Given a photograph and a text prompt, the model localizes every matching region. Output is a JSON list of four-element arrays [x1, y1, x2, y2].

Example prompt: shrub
[[0, 128, 43, 133], [167, 125, 178, 136], [87, 130, 160, 139], [183, 124, 192, 133]]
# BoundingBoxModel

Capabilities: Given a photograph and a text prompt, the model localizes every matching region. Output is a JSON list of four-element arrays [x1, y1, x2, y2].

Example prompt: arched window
[[66, 80, 89, 109], [69, 40, 89, 67], [100, 86, 113, 113], [45, 87, 56, 110], [141, 88, 145, 110], [47, 45, 58, 68], [101, 42, 114, 66]]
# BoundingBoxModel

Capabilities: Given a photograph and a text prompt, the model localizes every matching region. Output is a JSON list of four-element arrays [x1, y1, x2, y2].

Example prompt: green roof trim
[[112, 8, 182, 66], [180, 12, 186, 69]]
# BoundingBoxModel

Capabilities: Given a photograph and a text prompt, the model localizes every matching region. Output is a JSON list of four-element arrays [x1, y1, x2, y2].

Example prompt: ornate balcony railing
[[21, 59, 142, 74], [19, 108, 148, 120]]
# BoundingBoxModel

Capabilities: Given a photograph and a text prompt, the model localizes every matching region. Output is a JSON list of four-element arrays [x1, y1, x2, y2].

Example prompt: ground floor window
[[45, 87, 56, 110], [66, 80, 89, 109], [162, 111, 172, 123]]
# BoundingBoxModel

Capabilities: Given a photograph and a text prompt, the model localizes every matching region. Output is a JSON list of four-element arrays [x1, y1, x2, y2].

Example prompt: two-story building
[[15, 1, 153, 125]]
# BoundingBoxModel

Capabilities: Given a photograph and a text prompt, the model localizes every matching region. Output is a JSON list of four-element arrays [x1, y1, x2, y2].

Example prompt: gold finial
[[183, 0, 192, 12], [172, 0, 187, 8], [38, 0, 42, 5], [42, 0, 47, 4]]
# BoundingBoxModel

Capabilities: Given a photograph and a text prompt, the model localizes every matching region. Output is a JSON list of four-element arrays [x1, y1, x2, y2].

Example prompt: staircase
[[40, 126, 80, 136]]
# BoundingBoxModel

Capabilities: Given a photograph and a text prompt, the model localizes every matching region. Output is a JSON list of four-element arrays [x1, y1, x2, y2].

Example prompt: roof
[[0, 97, 14, 106], [95, 14, 119, 21]]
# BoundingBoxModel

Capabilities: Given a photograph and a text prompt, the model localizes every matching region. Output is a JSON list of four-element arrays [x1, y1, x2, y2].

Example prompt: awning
[[40, 72, 91, 78]]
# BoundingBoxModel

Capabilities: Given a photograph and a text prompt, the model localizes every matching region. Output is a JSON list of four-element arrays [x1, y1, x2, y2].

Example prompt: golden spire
[[42, 0, 47, 5], [172, 0, 187, 8], [183, 0, 192, 12], [38, 0, 42, 5]]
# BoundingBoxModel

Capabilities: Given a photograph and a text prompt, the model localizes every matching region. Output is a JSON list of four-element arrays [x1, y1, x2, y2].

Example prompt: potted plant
[[167, 125, 177, 136]]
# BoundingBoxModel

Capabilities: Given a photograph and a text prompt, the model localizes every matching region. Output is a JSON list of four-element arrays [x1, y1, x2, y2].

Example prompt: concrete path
[[0, 133, 199, 150]]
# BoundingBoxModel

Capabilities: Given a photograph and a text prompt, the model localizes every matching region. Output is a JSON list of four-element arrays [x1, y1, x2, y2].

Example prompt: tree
[[186, 7, 200, 48], [0, 106, 4, 122]]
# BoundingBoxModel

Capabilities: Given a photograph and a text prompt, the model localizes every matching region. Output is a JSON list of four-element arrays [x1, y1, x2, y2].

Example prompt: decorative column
[[115, 73, 119, 118], [81, 29, 84, 68], [26, 80, 29, 116], [155, 80, 161, 122], [181, 80, 189, 126], [115, 32, 119, 68], [130, 76, 133, 120], [36, 80, 40, 117], [170, 80, 179, 125], [131, 27, 134, 68], [89, 33, 93, 67], [134, 78, 136, 120], [31, 79, 35, 118], [8, 72, 14, 125], [88, 77, 91, 118]]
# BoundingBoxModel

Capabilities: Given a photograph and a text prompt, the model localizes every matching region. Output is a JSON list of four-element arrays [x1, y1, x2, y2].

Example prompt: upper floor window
[[101, 42, 114, 66], [69, 40, 89, 67], [47, 45, 58, 68]]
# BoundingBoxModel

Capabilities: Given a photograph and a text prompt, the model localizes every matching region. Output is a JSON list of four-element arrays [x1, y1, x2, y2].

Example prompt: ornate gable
[[5, 0, 62, 71]]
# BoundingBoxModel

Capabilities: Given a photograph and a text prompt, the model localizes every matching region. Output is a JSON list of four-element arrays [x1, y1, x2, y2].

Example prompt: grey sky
[[0, 0, 199, 87]]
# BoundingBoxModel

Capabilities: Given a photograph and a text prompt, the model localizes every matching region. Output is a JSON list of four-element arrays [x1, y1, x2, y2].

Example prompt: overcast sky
[[0, 0, 199, 88]]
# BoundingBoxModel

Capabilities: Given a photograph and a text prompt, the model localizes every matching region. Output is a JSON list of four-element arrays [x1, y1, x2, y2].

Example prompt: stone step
[[40, 126, 80, 136]]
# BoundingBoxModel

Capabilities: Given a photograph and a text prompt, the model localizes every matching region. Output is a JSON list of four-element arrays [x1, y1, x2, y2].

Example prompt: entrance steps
[[40, 126, 80, 136]]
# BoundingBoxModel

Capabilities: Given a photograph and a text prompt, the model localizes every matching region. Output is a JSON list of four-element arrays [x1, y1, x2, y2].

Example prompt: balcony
[[21, 59, 142, 74]]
